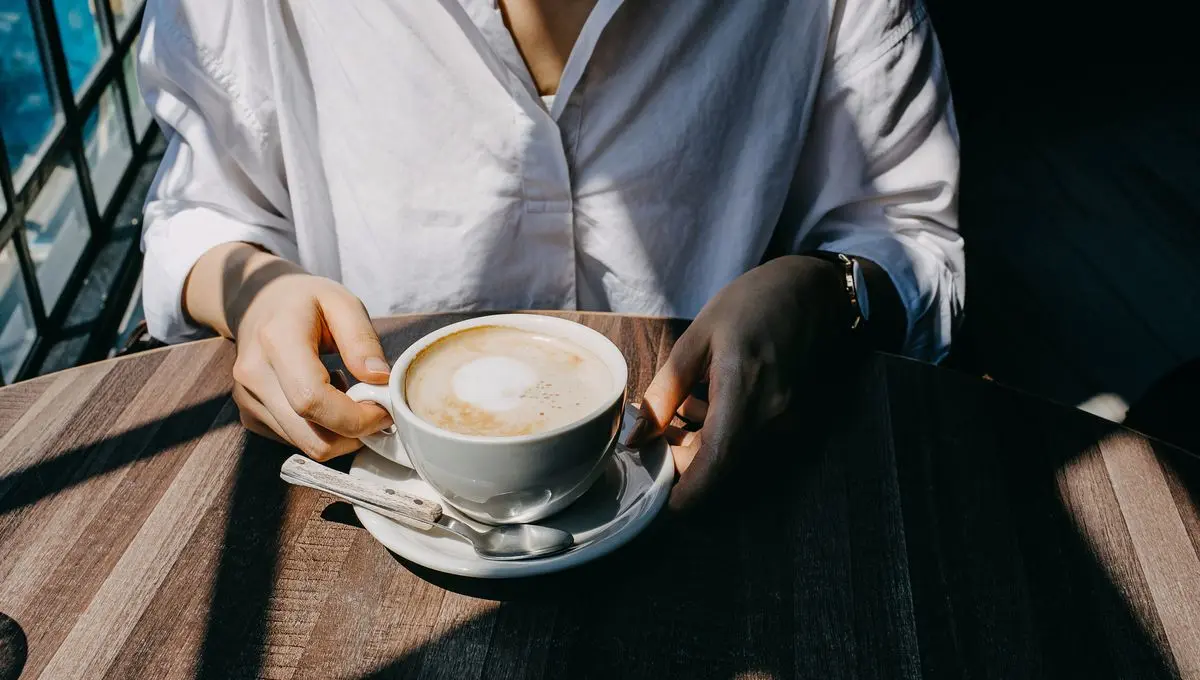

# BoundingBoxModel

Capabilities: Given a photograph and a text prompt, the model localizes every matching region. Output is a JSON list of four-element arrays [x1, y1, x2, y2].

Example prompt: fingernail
[[365, 357, 390, 376]]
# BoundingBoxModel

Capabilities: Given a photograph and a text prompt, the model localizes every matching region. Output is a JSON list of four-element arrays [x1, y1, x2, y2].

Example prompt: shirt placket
[[444, 0, 624, 310]]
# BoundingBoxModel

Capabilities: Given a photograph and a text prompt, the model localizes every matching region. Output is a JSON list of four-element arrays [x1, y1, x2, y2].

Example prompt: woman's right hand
[[185, 243, 393, 460]]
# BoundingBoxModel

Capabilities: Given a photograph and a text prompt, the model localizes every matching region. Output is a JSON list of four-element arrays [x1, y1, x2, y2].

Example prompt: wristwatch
[[807, 251, 870, 332]]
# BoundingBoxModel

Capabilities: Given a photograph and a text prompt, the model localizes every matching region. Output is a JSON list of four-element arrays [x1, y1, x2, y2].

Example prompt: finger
[[662, 426, 691, 446], [668, 428, 703, 474], [260, 317, 392, 438], [253, 371, 366, 462], [662, 424, 696, 447], [629, 333, 709, 446], [677, 395, 708, 425], [669, 359, 752, 512], [233, 383, 291, 445], [319, 292, 390, 384]]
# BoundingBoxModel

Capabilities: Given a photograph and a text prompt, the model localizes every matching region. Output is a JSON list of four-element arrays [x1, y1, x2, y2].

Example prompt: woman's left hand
[[627, 254, 853, 512]]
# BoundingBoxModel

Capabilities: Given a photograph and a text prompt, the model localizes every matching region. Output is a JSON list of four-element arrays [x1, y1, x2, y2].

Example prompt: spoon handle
[[280, 454, 442, 531]]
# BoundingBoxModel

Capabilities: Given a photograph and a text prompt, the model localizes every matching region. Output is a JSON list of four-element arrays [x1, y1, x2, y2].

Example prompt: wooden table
[[0, 312, 1198, 679]]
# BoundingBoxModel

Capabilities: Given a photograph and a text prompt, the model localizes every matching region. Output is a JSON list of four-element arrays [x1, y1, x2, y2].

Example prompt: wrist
[[789, 252, 906, 353], [184, 242, 304, 339], [774, 254, 856, 342]]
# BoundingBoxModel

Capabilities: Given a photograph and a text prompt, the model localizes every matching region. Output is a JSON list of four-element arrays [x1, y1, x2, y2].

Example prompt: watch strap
[[805, 251, 865, 333]]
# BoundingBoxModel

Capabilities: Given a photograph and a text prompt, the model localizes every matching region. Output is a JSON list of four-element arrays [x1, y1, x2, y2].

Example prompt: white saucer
[[349, 413, 675, 579]]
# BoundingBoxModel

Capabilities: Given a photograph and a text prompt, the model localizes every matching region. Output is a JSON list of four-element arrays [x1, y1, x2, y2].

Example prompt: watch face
[[852, 260, 871, 321]]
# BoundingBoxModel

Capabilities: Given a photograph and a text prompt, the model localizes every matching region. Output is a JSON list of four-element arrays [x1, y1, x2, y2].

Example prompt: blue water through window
[[0, 0, 103, 175]]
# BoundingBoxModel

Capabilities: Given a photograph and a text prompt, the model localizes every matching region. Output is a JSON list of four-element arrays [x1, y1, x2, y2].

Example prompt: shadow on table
[[0, 333, 1191, 678], [296, 358, 1198, 679], [195, 439, 293, 679], [882, 360, 1196, 680], [0, 394, 230, 517]]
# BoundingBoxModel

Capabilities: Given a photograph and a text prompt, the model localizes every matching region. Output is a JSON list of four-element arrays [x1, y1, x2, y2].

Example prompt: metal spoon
[[280, 455, 574, 560]]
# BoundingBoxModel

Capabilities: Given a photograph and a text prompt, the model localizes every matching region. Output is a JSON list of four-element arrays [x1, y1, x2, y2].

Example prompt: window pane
[[108, 0, 141, 35], [84, 85, 132, 209], [0, 4, 59, 178], [25, 151, 89, 309], [53, 0, 107, 93], [0, 240, 38, 383], [122, 49, 151, 135]]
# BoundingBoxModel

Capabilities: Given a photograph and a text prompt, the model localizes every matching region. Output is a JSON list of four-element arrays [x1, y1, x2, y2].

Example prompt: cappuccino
[[404, 326, 613, 437]]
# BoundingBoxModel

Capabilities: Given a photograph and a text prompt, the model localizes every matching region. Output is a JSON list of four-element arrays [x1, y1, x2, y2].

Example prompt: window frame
[[0, 0, 156, 384]]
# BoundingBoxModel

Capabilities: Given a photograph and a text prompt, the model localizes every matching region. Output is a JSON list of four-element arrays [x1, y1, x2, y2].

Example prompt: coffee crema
[[404, 326, 613, 437]]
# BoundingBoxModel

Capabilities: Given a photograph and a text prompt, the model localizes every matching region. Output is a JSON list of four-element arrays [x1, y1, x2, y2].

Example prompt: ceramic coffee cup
[[346, 314, 628, 525]]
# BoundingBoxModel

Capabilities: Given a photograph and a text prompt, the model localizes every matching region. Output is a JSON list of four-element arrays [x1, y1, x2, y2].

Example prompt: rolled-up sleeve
[[137, 0, 297, 343], [794, 0, 963, 362]]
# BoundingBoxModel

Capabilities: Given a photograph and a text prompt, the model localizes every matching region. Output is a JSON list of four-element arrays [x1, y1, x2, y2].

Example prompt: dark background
[[926, 0, 1199, 413]]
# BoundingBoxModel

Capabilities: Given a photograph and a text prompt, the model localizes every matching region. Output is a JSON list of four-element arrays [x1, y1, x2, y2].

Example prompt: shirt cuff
[[813, 226, 961, 363], [141, 204, 300, 344]]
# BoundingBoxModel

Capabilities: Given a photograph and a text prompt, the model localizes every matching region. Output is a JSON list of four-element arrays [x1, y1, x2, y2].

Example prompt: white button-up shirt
[[138, 0, 963, 360]]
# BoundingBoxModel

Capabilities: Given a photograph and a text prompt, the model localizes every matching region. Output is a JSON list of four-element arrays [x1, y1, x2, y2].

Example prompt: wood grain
[[0, 313, 1197, 679]]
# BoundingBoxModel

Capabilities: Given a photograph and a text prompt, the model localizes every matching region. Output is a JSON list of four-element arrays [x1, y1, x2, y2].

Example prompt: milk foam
[[451, 356, 538, 412], [405, 326, 613, 437]]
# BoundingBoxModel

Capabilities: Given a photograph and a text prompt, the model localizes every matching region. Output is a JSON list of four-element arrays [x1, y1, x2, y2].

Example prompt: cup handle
[[346, 382, 413, 468]]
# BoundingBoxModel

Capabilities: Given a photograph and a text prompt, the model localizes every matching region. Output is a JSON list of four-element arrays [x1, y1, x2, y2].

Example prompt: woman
[[137, 0, 961, 510]]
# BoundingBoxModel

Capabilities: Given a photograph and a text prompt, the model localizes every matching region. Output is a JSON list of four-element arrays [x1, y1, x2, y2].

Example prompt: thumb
[[319, 292, 390, 384], [628, 332, 708, 447]]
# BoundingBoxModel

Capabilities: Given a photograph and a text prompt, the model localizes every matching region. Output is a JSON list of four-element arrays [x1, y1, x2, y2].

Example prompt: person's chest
[[269, 0, 832, 311], [498, 0, 598, 96], [277, 0, 827, 199]]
